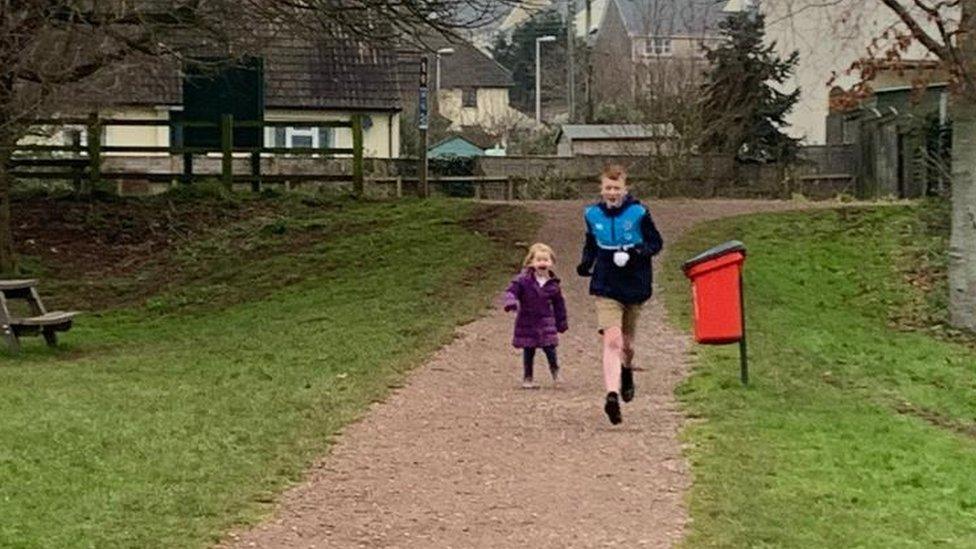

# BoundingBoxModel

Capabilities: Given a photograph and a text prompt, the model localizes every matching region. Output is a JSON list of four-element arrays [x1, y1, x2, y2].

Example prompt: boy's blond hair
[[523, 242, 555, 266], [601, 163, 627, 182]]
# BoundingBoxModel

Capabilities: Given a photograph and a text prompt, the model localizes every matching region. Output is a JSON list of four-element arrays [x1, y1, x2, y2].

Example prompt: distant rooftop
[[558, 124, 678, 140]]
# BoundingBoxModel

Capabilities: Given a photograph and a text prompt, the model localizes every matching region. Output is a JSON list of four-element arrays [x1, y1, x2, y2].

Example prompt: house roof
[[431, 36, 514, 89], [558, 124, 678, 140], [612, 0, 727, 37], [116, 34, 401, 111], [429, 135, 486, 158]]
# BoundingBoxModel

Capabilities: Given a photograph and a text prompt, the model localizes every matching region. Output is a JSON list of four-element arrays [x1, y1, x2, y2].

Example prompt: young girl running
[[503, 243, 569, 389]]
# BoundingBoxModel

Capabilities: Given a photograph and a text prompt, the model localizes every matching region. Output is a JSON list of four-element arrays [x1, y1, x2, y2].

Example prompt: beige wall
[[437, 87, 528, 131], [759, 1, 936, 144], [23, 107, 401, 158], [19, 106, 170, 153], [264, 109, 400, 158], [103, 107, 171, 151]]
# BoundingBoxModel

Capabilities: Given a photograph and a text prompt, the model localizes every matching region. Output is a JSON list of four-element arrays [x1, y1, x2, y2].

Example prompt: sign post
[[418, 56, 429, 198]]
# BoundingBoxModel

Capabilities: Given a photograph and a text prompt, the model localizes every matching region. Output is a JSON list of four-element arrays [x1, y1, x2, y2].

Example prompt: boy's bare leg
[[602, 326, 624, 392]]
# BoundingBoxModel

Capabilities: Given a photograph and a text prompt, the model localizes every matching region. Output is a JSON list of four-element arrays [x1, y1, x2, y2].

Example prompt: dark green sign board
[[181, 57, 264, 147]]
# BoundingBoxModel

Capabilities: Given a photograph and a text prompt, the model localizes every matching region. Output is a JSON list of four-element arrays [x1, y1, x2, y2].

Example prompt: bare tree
[[0, 0, 525, 274]]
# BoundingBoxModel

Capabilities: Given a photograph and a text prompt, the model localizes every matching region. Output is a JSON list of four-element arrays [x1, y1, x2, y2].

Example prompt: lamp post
[[535, 35, 557, 124], [435, 47, 454, 93]]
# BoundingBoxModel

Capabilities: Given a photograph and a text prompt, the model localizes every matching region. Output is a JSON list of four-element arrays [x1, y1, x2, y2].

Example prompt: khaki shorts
[[594, 297, 642, 336]]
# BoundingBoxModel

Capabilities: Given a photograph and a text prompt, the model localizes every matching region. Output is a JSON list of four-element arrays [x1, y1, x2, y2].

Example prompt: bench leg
[[3, 326, 19, 353], [42, 328, 58, 348]]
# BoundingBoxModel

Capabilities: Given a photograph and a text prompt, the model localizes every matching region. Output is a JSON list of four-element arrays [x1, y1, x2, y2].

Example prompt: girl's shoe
[[550, 367, 560, 387], [521, 378, 540, 389]]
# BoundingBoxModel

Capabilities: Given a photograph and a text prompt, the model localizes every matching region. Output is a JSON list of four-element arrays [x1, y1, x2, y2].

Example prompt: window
[[645, 37, 672, 57], [462, 88, 477, 108], [286, 126, 316, 148], [266, 126, 338, 154]]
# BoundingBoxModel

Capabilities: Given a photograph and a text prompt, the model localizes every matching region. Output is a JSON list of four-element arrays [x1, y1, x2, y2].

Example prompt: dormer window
[[645, 37, 672, 57]]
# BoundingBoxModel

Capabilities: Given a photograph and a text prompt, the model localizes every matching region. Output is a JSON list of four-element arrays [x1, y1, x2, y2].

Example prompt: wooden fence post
[[183, 152, 193, 185], [70, 131, 83, 194], [221, 113, 233, 190], [86, 112, 101, 195], [250, 151, 261, 193], [352, 114, 364, 196]]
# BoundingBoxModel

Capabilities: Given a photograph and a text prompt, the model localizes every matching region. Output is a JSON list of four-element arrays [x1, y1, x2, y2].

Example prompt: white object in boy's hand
[[613, 250, 629, 267]]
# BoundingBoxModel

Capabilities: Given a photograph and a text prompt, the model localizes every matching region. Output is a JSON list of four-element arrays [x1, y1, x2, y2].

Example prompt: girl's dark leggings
[[523, 346, 558, 379]]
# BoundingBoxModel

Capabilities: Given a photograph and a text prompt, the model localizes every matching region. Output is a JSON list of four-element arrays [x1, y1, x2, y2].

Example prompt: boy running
[[576, 164, 663, 425]]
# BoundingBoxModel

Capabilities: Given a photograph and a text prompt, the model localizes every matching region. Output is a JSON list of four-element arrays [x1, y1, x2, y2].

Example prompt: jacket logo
[[623, 221, 634, 231], [594, 223, 604, 230]]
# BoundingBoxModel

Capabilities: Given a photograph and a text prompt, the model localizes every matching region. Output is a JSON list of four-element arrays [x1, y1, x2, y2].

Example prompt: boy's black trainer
[[621, 366, 635, 402], [604, 392, 622, 425]]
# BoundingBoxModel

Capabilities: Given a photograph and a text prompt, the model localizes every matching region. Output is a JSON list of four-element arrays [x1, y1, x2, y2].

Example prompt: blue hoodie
[[577, 195, 664, 304]]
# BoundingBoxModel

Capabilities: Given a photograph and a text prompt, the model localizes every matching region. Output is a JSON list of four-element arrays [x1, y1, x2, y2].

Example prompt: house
[[52, 37, 403, 158], [481, 0, 610, 45], [728, 0, 937, 143], [556, 123, 679, 156], [591, 0, 727, 106], [433, 37, 533, 136]]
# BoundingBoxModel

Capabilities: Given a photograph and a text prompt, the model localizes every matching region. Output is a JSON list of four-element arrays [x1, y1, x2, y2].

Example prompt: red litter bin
[[682, 240, 748, 384]]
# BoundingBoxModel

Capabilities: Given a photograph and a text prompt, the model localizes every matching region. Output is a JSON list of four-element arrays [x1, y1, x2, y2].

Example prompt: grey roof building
[[556, 124, 679, 156], [613, 0, 728, 36], [117, 35, 401, 112], [591, 0, 728, 106]]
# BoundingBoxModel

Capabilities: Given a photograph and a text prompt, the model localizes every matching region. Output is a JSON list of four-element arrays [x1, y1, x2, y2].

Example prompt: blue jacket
[[577, 195, 664, 304]]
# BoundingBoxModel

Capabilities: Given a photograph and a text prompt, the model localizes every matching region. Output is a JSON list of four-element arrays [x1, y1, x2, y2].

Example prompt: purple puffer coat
[[503, 268, 569, 348]]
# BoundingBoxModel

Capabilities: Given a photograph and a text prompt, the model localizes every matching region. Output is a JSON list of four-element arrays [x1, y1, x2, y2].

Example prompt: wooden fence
[[6, 114, 365, 194]]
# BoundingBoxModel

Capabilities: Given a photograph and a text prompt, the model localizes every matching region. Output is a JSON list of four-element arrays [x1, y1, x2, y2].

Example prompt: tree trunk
[[949, 101, 976, 330], [0, 148, 15, 274], [948, 1, 976, 330]]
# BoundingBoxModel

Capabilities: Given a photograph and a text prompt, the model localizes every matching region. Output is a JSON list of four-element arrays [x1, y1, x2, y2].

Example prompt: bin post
[[739, 270, 748, 385]]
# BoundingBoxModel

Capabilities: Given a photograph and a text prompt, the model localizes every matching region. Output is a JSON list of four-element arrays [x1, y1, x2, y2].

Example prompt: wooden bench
[[0, 279, 79, 353]]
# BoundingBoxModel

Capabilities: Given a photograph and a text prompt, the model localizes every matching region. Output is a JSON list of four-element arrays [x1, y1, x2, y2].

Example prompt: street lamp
[[435, 47, 454, 93], [535, 35, 557, 124]]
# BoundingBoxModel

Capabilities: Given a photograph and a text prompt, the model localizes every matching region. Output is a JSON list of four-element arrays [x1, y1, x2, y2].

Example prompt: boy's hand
[[576, 262, 591, 277]]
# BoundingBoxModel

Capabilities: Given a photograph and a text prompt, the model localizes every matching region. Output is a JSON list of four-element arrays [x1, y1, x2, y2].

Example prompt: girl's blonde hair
[[523, 243, 555, 266]]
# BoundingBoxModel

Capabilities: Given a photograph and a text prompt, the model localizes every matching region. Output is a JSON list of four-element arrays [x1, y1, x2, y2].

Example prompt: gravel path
[[222, 199, 815, 549]]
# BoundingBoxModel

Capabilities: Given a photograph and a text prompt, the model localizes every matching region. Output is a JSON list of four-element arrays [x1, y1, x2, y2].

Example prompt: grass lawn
[[660, 202, 976, 548], [1, 194, 533, 548]]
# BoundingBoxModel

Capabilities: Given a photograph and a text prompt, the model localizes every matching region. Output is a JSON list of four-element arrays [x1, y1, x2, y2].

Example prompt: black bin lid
[[682, 240, 746, 273]]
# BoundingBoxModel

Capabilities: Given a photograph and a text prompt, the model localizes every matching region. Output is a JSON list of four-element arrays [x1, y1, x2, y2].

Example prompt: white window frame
[[285, 126, 318, 148], [645, 37, 672, 57]]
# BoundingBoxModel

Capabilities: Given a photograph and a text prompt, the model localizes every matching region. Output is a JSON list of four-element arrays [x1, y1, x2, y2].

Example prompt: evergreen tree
[[700, 10, 800, 162], [490, 11, 568, 113]]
